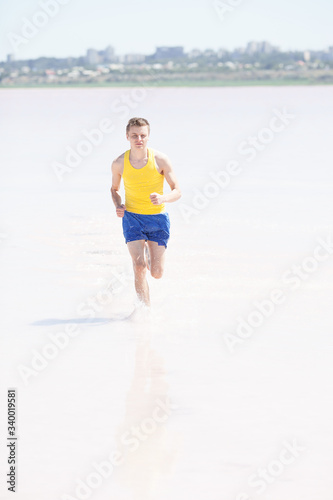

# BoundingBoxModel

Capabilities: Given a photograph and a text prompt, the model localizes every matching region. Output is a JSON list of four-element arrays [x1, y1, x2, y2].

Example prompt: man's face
[[126, 125, 149, 150]]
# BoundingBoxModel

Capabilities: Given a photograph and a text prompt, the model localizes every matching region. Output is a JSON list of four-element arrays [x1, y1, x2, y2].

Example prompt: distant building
[[86, 46, 117, 65], [320, 47, 333, 61], [328, 46, 333, 60], [154, 46, 184, 59], [123, 54, 145, 64], [261, 41, 278, 54], [203, 49, 216, 58], [303, 51, 311, 62], [7, 54, 15, 64], [86, 49, 99, 65], [188, 49, 202, 58], [104, 45, 116, 62], [217, 48, 227, 58], [246, 41, 279, 55], [234, 47, 245, 55], [246, 41, 259, 55]]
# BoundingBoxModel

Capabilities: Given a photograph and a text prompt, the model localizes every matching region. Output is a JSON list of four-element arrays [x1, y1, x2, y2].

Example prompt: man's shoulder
[[152, 149, 172, 172], [112, 151, 127, 171], [113, 151, 127, 163], [152, 149, 168, 162]]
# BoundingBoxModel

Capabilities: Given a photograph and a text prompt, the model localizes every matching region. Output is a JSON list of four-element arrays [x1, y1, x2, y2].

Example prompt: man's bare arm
[[111, 157, 126, 217], [150, 152, 181, 205]]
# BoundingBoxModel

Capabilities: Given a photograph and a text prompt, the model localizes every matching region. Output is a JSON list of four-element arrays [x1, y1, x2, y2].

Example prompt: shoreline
[[1, 79, 333, 89]]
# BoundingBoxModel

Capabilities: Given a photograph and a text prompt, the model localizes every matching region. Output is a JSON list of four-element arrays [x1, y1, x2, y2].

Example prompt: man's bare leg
[[144, 242, 150, 271], [127, 240, 150, 306], [146, 240, 166, 279]]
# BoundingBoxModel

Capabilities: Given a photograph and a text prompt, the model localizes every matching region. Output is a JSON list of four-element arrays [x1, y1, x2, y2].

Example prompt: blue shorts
[[122, 211, 170, 248]]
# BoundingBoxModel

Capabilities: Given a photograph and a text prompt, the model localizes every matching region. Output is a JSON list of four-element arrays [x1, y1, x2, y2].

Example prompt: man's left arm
[[150, 155, 181, 205]]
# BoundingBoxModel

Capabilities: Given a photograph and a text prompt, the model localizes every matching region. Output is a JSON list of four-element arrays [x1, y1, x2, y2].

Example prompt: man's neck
[[130, 146, 149, 161]]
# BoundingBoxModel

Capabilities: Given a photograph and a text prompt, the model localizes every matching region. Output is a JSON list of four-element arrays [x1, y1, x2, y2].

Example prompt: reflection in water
[[115, 323, 179, 499]]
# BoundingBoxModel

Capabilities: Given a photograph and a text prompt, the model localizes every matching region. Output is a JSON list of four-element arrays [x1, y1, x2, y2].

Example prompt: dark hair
[[126, 117, 150, 134]]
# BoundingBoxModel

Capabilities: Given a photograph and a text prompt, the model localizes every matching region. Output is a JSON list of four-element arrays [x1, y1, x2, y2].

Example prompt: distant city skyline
[[3, 40, 332, 66], [1, 0, 332, 61]]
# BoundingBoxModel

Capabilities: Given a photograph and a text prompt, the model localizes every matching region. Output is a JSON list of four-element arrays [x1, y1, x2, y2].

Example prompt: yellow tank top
[[123, 148, 165, 215]]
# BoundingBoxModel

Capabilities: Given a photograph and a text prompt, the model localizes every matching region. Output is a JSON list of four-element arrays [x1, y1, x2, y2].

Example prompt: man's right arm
[[111, 158, 125, 218]]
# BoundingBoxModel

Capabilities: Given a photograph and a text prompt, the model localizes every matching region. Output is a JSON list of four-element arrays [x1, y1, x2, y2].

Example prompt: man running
[[111, 117, 181, 307]]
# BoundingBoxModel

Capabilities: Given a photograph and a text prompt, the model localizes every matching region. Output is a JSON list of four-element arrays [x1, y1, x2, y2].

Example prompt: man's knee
[[151, 266, 163, 279], [133, 259, 146, 276]]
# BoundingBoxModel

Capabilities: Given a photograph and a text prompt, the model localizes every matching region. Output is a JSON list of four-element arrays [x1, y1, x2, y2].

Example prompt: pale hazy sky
[[0, 0, 332, 61]]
